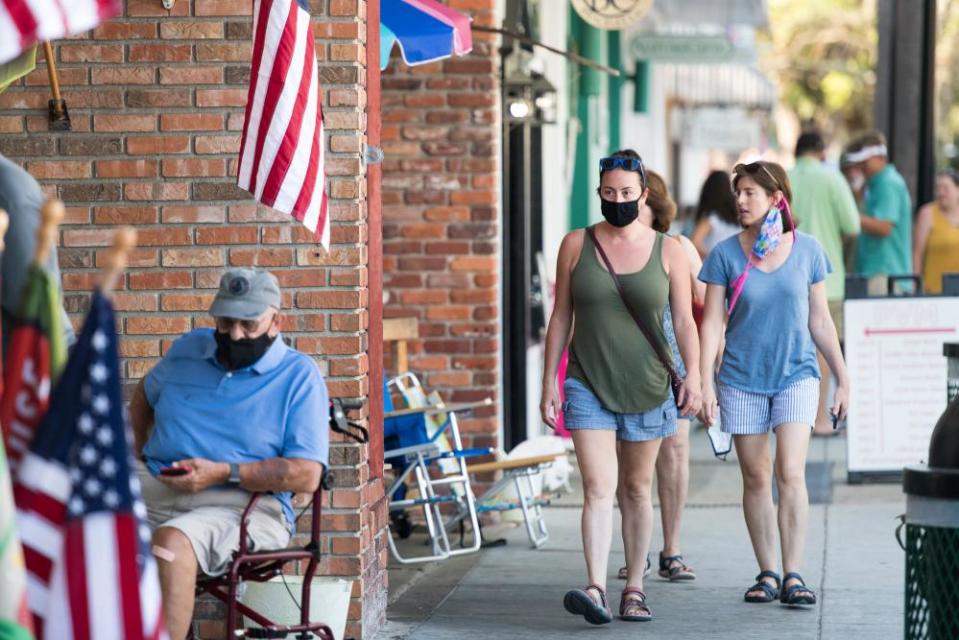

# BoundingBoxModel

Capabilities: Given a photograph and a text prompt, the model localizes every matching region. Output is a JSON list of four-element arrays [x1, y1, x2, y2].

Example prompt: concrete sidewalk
[[378, 431, 905, 640]]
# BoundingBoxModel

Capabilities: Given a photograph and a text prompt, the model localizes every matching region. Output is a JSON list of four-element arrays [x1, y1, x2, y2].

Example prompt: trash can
[[902, 393, 959, 639], [946, 343, 959, 404]]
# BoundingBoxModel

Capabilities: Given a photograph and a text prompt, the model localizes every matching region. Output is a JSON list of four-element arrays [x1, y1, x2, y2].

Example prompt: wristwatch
[[228, 462, 241, 485]]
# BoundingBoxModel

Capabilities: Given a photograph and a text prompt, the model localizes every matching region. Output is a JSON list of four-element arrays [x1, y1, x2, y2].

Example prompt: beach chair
[[384, 372, 493, 564]]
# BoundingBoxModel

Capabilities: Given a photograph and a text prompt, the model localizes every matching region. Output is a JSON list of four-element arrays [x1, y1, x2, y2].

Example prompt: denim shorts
[[717, 377, 819, 435], [562, 377, 677, 442]]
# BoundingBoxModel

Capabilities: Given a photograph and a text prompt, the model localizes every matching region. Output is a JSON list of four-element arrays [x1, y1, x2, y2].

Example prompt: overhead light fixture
[[508, 98, 532, 120]]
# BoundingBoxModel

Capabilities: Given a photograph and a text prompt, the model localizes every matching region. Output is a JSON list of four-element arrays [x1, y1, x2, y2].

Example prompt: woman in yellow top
[[914, 170, 959, 293]]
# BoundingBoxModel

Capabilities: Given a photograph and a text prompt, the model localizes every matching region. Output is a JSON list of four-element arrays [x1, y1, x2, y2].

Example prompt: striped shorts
[[717, 377, 820, 435]]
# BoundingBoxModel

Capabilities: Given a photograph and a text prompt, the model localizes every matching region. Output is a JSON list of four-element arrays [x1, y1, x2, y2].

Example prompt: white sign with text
[[844, 297, 959, 476]]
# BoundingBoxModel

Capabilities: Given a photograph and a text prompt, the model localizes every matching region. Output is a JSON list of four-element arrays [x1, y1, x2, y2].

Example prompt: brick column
[[0, 0, 387, 637], [381, 0, 501, 451]]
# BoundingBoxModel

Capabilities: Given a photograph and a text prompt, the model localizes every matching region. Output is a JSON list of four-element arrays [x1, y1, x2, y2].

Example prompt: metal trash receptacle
[[902, 392, 959, 639]]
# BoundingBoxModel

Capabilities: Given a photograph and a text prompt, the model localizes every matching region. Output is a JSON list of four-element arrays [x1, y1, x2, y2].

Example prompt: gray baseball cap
[[209, 268, 281, 320]]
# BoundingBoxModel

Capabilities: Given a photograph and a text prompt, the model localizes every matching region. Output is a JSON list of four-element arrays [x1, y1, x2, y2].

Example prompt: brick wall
[[381, 0, 501, 450], [0, 1, 387, 638]]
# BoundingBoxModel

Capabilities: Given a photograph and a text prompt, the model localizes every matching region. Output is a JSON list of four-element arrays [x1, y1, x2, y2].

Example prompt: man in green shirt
[[847, 131, 913, 290], [789, 130, 860, 434]]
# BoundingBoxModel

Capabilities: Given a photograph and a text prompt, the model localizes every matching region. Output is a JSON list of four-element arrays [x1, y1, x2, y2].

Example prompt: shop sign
[[630, 33, 737, 63], [570, 0, 653, 30], [682, 108, 762, 150]]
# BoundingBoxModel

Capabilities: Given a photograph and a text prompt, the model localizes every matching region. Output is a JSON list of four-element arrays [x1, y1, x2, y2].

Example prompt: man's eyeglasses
[[215, 313, 275, 334], [599, 156, 647, 188]]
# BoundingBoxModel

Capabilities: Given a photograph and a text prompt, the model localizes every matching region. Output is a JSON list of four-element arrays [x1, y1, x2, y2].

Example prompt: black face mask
[[215, 331, 276, 371], [600, 198, 640, 227]]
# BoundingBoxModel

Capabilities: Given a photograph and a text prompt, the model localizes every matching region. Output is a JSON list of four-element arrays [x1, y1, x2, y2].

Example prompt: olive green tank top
[[567, 230, 673, 413]]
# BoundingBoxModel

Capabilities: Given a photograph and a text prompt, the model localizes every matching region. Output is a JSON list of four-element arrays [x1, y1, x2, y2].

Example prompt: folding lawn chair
[[384, 372, 493, 564]]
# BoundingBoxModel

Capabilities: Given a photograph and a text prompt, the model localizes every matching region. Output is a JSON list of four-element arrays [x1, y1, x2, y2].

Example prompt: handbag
[[586, 225, 684, 403]]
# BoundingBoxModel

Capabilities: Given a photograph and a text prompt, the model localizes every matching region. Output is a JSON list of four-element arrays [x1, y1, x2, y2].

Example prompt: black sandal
[[658, 553, 696, 581], [781, 572, 817, 606], [744, 570, 781, 603], [563, 585, 613, 625], [617, 555, 651, 580]]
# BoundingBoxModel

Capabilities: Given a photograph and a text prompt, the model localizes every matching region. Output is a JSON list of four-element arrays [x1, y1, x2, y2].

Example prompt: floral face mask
[[727, 199, 796, 315]]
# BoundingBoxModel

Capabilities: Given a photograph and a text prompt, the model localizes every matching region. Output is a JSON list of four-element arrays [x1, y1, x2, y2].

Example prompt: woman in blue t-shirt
[[698, 161, 849, 607]]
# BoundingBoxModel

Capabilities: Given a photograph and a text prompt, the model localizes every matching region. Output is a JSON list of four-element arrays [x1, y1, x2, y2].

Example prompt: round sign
[[570, 0, 652, 30]]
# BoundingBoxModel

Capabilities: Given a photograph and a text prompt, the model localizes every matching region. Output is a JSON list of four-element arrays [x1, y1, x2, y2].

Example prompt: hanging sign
[[570, 0, 652, 30]]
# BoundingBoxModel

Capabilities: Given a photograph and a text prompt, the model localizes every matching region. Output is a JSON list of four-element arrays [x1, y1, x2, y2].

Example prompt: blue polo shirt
[[142, 328, 329, 527]]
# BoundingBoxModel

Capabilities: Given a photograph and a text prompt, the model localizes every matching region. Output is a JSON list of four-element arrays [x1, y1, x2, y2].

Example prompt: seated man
[[130, 268, 329, 640]]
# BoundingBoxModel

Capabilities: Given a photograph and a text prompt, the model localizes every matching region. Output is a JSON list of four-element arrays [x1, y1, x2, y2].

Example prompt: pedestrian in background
[[541, 150, 701, 625], [691, 170, 741, 258], [845, 131, 913, 294], [615, 169, 702, 584], [913, 169, 959, 294], [699, 161, 849, 607], [788, 130, 859, 435]]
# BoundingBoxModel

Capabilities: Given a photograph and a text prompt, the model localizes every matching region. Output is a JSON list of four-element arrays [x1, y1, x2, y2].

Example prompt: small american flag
[[14, 291, 166, 640], [0, 0, 122, 65], [237, 0, 330, 249]]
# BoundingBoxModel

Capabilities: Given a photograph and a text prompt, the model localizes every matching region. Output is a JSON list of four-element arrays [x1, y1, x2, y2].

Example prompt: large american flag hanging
[[0, 0, 122, 65], [237, 0, 330, 249], [14, 291, 166, 640]]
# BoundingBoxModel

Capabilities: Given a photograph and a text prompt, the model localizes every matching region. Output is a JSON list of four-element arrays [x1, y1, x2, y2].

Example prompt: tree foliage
[[761, 0, 877, 143]]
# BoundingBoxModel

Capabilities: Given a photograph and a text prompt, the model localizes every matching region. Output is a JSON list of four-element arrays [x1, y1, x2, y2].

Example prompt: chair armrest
[[383, 397, 493, 419], [237, 492, 264, 555]]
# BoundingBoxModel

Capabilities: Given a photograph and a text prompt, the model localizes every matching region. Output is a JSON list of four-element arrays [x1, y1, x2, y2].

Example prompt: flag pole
[[0, 209, 9, 252], [99, 226, 137, 298], [34, 199, 64, 266]]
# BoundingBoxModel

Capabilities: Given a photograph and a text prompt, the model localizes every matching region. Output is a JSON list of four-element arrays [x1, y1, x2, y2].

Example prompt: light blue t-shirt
[[699, 232, 832, 395], [143, 329, 329, 526]]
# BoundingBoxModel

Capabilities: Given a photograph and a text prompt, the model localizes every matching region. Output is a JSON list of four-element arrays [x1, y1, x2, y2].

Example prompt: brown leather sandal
[[619, 588, 652, 621], [563, 585, 613, 625]]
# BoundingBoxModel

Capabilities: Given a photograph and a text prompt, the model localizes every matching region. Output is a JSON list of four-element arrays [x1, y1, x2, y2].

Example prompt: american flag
[[13, 291, 166, 640], [0, 0, 122, 65], [237, 0, 330, 249]]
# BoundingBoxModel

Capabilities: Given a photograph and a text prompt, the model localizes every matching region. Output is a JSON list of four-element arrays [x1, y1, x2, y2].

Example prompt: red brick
[[161, 206, 225, 224], [194, 0, 252, 15], [93, 206, 158, 224], [161, 248, 224, 267], [60, 44, 124, 63], [96, 160, 158, 178], [111, 293, 159, 312], [129, 44, 193, 62], [91, 67, 156, 85], [161, 294, 216, 311], [228, 248, 294, 267], [126, 317, 192, 335], [128, 271, 194, 290], [93, 22, 157, 38], [196, 89, 247, 108], [126, 136, 191, 155], [158, 66, 223, 85], [196, 43, 251, 62], [160, 114, 223, 132], [126, 0, 189, 16], [94, 114, 156, 132], [196, 227, 258, 245], [160, 21, 224, 39], [162, 158, 227, 178], [27, 161, 90, 180], [119, 339, 161, 358]]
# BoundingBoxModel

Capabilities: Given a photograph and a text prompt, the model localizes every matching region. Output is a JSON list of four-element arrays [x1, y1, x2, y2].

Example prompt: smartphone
[[159, 466, 190, 477]]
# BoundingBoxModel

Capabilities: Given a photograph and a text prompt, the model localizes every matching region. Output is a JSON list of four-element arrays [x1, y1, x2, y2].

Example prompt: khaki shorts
[[137, 462, 291, 576], [828, 299, 844, 340]]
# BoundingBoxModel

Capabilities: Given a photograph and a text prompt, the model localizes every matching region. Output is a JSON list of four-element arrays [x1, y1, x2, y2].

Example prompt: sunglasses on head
[[739, 161, 778, 186], [599, 156, 647, 188]]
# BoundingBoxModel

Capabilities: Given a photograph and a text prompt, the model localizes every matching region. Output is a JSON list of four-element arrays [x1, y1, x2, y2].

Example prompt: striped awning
[[380, 0, 473, 70]]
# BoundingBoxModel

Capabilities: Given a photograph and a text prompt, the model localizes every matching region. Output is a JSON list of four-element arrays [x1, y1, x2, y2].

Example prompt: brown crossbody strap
[[586, 225, 683, 393]]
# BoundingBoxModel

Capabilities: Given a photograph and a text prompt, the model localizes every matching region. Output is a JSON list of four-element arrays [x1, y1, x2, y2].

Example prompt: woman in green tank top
[[541, 150, 702, 625]]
